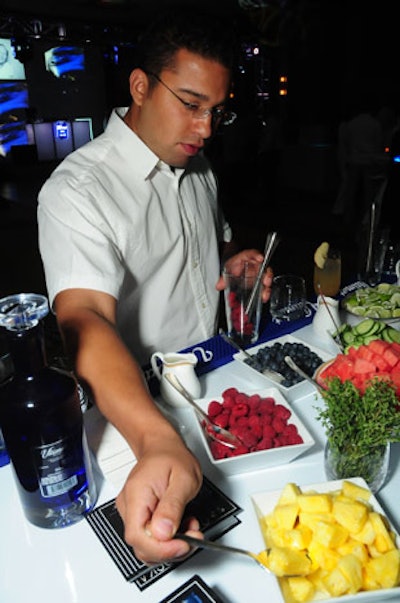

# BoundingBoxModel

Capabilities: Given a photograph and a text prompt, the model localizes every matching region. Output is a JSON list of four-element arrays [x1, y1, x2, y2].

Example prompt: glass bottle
[[0, 293, 97, 528]]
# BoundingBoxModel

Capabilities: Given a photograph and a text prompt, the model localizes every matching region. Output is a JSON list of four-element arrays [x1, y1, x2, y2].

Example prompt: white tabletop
[[1, 323, 399, 603]]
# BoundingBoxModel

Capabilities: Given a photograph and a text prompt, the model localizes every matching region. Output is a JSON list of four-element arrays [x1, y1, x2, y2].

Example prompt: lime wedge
[[314, 242, 329, 269]]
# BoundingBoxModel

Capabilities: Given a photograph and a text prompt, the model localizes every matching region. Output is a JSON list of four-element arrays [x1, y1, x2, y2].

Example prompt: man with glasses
[[38, 9, 273, 563]]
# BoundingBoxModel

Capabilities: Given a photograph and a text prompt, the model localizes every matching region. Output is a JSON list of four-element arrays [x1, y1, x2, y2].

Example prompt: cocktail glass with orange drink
[[313, 242, 341, 297]]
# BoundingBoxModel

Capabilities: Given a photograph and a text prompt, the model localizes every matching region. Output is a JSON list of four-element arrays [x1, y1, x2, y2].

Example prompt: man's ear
[[128, 68, 149, 107]]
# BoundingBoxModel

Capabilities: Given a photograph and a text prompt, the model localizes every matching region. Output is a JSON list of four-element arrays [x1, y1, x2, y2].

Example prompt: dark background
[[0, 0, 398, 314]]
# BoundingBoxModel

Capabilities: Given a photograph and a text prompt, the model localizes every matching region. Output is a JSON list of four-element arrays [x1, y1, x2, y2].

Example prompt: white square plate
[[192, 387, 315, 476], [252, 477, 400, 602], [233, 334, 333, 400]]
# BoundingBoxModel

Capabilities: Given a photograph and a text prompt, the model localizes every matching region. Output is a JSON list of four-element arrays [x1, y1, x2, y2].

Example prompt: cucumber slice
[[343, 331, 356, 344], [385, 328, 400, 344], [354, 319, 380, 336]]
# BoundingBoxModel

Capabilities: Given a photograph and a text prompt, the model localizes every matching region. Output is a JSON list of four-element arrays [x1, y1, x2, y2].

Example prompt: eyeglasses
[[147, 72, 236, 126]]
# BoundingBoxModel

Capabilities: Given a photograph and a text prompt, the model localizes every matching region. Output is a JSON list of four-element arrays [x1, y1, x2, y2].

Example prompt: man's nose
[[193, 115, 213, 140]]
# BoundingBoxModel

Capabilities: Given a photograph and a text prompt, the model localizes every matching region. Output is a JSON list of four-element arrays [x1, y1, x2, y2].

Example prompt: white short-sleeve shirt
[[37, 108, 231, 365]]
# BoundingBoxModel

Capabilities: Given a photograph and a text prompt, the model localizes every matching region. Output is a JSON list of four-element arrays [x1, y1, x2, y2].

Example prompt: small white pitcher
[[150, 351, 201, 408], [312, 295, 341, 344]]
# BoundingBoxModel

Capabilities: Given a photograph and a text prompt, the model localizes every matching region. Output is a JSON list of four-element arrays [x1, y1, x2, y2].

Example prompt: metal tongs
[[284, 356, 323, 393], [219, 329, 284, 384], [164, 373, 243, 449], [245, 231, 280, 316]]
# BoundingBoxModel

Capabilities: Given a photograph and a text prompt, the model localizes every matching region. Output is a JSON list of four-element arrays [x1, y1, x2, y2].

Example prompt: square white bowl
[[192, 387, 315, 476], [251, 477, 400, 603], [232, 334, 333, 401]]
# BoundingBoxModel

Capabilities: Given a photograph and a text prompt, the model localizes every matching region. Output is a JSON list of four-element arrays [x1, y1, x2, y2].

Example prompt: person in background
[[332, 100, 386, 226], [37, 10, 273, 564]]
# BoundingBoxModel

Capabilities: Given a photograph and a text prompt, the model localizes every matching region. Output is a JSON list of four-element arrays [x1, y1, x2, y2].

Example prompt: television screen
[[44, 46, 85, 79], [0, 80, 29, 117], [0, 121, 28, 157], [0, 38, 26, 80]]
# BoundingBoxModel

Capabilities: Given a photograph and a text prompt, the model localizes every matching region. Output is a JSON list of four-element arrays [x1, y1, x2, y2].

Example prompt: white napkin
[[84, 405, 137, 492]]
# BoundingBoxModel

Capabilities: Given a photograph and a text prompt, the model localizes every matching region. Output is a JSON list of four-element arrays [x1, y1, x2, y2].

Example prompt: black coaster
[[158, 574, 227, 603], [86, 475, 242, 591]]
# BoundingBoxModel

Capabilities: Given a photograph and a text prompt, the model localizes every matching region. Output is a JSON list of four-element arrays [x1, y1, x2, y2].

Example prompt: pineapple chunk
[[369, 511, 396, 553], [298, 511, 335, 531], [267, 547, 312, 577], [337, 539, 369, 565], [267, 526, 312, 550], [323, 566, 350, 597], [336, 554, 363, 593], [364, 549, 400, 588], [312, 520, 348, 548], [278, 482, 302, 505], [286, 576, 315, 602], [297, 493, 332, 513], [341, 479, 371, 502], [351, 517, 376, 545], [264, 526, 288, 548], [308, 539, 340, 571], [284, 526, 312, 550], [307, 568, 330, 595], [274, 503, 300, 530], [332, 498, 368, 532]]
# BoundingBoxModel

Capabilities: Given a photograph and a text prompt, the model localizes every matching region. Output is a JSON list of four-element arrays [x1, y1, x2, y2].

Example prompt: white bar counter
[[1, 324, 399, 603]]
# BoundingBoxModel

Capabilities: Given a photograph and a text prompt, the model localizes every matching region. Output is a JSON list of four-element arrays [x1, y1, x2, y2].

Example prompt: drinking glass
[[360, 228, 390, 286], [270, 274, 307, 323], [313, 247, 341, 297], [223, 260, 262, 346]]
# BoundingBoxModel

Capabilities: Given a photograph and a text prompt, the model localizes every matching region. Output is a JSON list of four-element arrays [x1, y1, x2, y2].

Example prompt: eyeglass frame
[[146, 71, 236, 126]]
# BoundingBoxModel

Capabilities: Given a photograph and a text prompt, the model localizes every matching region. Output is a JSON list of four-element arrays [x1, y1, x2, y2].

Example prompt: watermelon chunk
[[353, 357, 376, 374]]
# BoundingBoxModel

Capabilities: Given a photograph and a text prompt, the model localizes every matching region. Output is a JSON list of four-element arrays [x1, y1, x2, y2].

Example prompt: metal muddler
[[245, 231, 280, 316]]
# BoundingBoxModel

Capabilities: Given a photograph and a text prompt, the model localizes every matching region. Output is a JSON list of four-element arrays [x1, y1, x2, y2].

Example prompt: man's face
[[128, 48, 231, 168]]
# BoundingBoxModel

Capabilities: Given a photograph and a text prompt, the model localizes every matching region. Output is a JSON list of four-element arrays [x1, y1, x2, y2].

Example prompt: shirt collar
[[109, 108, 184, 181]]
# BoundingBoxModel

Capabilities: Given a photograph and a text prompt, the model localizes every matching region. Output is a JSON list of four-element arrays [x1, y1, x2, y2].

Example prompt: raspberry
[[208, 400, 223, 418], [213, 412, 230, 429], [256, 437, 273, 450], [222, 395, 235, 410], [274, 404, 292, 421], [283, 423, 299, 437], [230, 444, 249, 457], [231, 402, 249, 417], [234, 392, 249, 405], [228, 291, 237, 306], [247, 416, 262, 437], [222, 387, 239, 399], [221, 389, 238, 409], [287, 433, 304, 445], [237, 428, 259, 448], [258, 397, 275, 414], [262, 424, 276, 439], [210, 441, 230, 460], [260, 413, 272, 426], [247, 394, 261, 411], [272, 417, 287, 433], [247, 414, 261, 429], [274, 435, 288, 447]]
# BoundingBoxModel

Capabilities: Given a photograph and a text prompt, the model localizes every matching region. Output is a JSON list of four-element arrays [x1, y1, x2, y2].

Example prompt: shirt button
[[193, 262, 198, 269]]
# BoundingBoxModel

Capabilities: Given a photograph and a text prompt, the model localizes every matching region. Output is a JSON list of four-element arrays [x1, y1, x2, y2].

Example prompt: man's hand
[[115, 432, 203, 563], [216, 249, 274, 303]]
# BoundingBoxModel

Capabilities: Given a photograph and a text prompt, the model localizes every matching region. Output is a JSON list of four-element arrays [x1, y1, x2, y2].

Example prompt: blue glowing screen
[[44, 46, 85, 79]]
